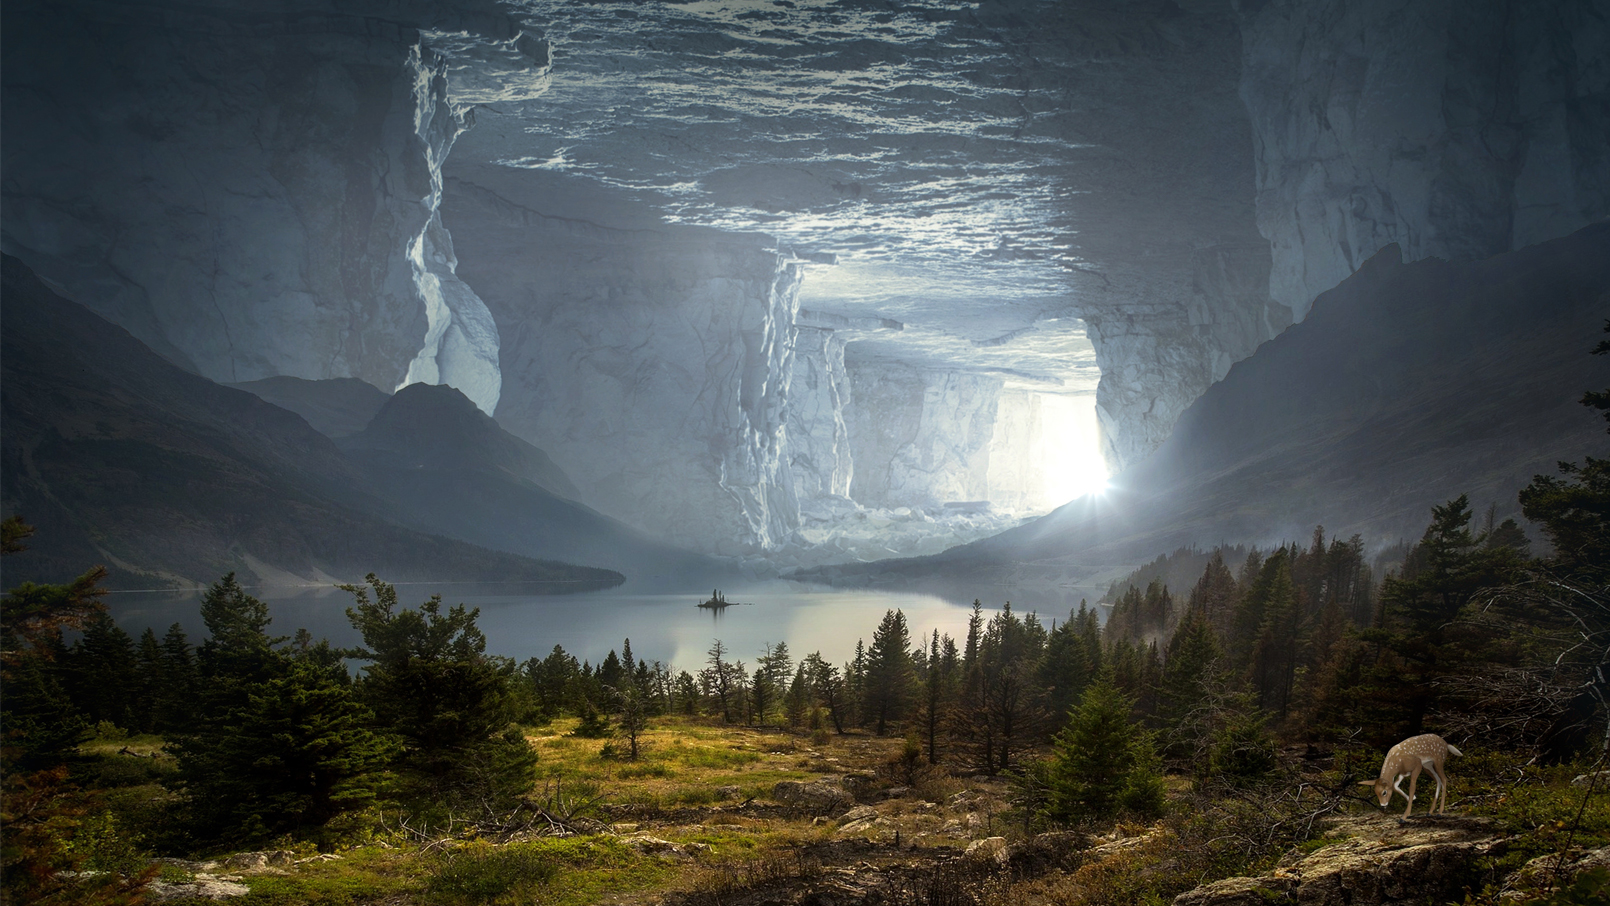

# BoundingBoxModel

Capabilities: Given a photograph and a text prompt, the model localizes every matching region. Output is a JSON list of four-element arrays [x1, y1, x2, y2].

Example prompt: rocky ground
[[120, 722, 1609, 906]]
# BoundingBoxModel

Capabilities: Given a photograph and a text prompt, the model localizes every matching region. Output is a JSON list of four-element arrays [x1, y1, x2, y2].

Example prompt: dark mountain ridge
[[339, 383, 717, 586], [224, 376, 390, 440], [342, 382, 581, 501], [0, 254, 624, 591]]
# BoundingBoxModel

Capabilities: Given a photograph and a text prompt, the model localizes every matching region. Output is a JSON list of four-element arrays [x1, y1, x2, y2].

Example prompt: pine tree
[[1047, 678, 1164, 823], [342, 574, 534, 805], [754, 641, 793, 726], [67, 610, 139, 731], [1157, 605, 1221, 750], [155, 623, 197, 734], [598, 649, 626, 691], [917, 630, 960, 763], [702, 640, 738, 723], [802, 652, 848, 733], [134, 628, 164, 734], [959, 604, 1047, 774], [186, 573, 287, 758], [864, 610, 914, 735], [181, 659, 394, 844]]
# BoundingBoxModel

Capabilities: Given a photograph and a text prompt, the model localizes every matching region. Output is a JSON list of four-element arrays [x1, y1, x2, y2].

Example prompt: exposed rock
[[1173, 874, 1297, 906], [965, 836, 1010, 865], [845, 359, 1002, 510], [620, 834, 706, 860], [441, 175, 805, 555], [220, 851, 294, 872], [837, 806, 881, 829], [789, 327, 855, 502], [772, 780, 853, 813], [1500, 846, 1610, 900], [1172, 816, 1506, 906], [148, 875, 250, 901]]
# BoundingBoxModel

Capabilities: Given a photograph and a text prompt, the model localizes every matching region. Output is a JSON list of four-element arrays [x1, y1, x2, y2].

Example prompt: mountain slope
[[339, 383, 715, 585], [225, 376, 391, 440], [343, 382, 581, 501], [798, 223, 1610, 587], [0, 255, 623, 591]]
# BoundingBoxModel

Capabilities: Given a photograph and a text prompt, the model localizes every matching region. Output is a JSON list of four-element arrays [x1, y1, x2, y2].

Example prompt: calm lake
[[105, 579, 1106, 670]]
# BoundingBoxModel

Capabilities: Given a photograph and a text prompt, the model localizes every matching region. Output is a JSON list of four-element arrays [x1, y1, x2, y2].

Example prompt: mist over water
[[106, 580, 1107, 669]]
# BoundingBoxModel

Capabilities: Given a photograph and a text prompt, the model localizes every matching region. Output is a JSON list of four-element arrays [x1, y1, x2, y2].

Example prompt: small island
[[698, 588, 749, 609]]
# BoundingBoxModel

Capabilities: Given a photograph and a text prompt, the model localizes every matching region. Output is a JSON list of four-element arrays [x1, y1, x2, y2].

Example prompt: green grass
[[425, 837, 669, 906], [219, 848, 417, 906]]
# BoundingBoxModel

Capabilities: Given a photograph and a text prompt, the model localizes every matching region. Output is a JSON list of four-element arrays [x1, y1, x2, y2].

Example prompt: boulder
[[772, 780, 852, 813], [965, 836, 1010, 866], [837, 806, 880, 829]]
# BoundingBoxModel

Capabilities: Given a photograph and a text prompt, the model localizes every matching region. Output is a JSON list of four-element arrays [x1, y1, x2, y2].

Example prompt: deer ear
[[1356, 780, 1375, 787]]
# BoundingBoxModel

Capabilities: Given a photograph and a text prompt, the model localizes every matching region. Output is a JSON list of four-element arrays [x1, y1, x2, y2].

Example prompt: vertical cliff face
[[984, 390, 1045, 512], [1239, 0, 1610, 320], [788, 327, 855, 503], [844, 359, 1004, 510], [439, 175, 806, 555], [0, 0, 538, 413]]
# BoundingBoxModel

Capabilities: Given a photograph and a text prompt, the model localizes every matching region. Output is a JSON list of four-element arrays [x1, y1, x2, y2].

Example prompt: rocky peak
[[341, 381, 580, 500]]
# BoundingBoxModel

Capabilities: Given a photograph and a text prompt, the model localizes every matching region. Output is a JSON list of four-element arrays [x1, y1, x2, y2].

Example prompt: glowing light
[[1036, 392, 1109, 507]]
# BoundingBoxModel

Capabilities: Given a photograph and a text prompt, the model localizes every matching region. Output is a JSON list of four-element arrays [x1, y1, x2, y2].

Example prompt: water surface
[[108, 579, 1105, 670]]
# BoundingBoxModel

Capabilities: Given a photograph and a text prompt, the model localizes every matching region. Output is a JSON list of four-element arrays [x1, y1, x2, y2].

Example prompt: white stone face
[[1, 2, 538, 415], [987, 390, 1044, 513], [845, 359, 1003, 510], [788, 327, 854, 502], [1238, 0, 1610, 320], [440, 174, 805, 555]]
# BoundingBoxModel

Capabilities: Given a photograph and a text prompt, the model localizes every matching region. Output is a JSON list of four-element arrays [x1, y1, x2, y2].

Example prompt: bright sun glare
[[1037, 392, 1110, 507]]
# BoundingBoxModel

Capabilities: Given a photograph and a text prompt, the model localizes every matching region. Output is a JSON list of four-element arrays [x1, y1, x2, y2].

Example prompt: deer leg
[[1403, 768, 1420, 818], [1426, 761, 1446, 814], [1393, 773, 1410, 810]]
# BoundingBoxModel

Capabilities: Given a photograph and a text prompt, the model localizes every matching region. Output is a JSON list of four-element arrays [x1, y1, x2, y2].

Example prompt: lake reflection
[[106, 579, 1106, 669]]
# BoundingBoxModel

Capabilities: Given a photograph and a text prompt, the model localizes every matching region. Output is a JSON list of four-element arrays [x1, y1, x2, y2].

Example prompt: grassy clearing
[[527, 716, 823, 811]]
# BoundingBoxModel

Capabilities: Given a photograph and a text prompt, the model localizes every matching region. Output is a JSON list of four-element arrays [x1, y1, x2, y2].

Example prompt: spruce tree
[[864, 610, 915, 735], [155, 623, 197, 734], [1047, 678, 1164, 823], [182, 659, 393, 844], [342, 574, 535, 806], [1157, 605, 1221, 749], [67, 610, 139, 731]]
